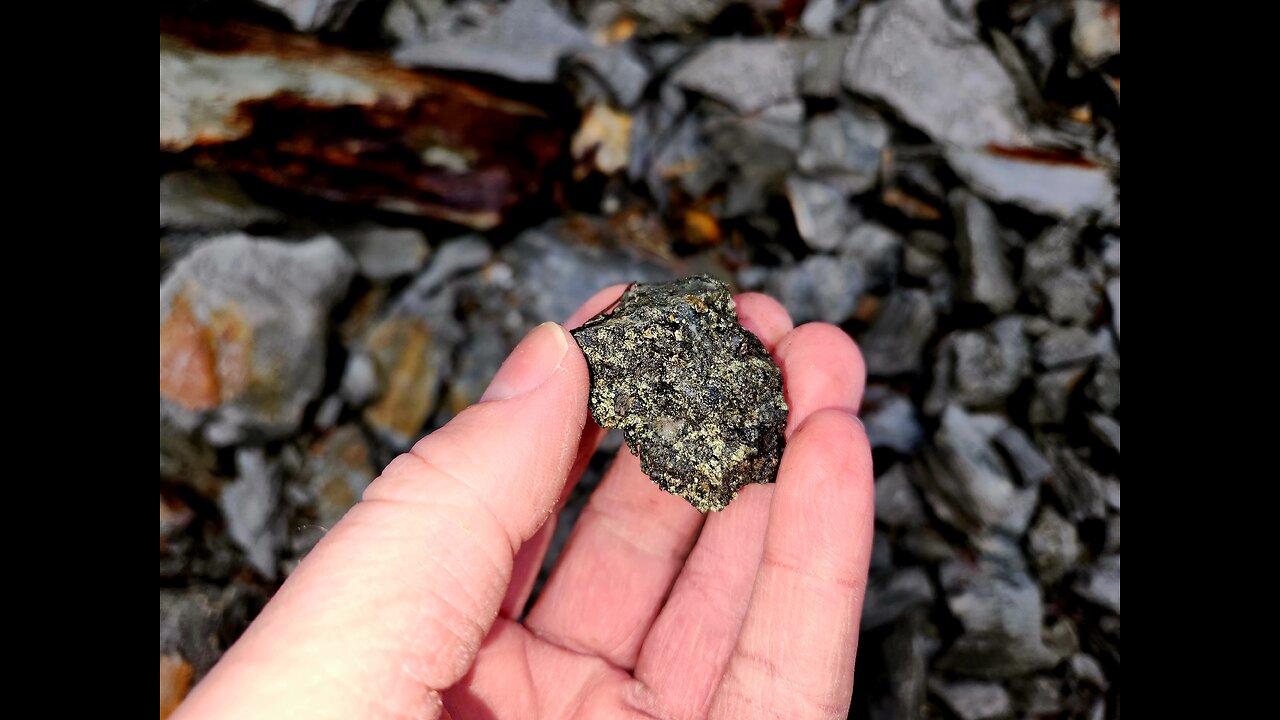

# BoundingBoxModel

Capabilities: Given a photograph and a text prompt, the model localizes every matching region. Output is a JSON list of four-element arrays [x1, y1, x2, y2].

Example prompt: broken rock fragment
[[159, 234, 356, 444], [571, 276, 788, 512]]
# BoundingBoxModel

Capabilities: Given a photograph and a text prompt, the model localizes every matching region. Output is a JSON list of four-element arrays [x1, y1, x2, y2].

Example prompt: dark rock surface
[[571, 277, 788, 511]]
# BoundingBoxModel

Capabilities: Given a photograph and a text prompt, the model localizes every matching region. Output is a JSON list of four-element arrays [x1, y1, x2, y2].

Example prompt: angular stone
[[875, 464, 926, 528], [837, 223, 902, 291], [163, 22, 562, 228], [787, 176, 852, 251], [882, 611, 936, 720], [571, 277, 788, 512], [954, 192, 1018, 313], [930, 680, 1013, 720], [1028, 507, 1083, 584], [844, 0, 1030, 148], [928, 318, 1030, 412], [159, 235, 356, 444], [1036, 326, 1098, 368], [334, 224, 430, 281], [160, 584, 266, 678], [1089, 414, 1121, 455], [1038, 268, 1100, 325], [938, 555, 1060, 677], [1045, 443, 1108, 521], [920, 405, 1038, 535], [360, 317, 443, 449], [947, 147, 1118, 219], [858, 289, 937, 376], [673, 40, 799, 114], [1074, 554, 1121, 614], [797, 107, 889, 195], [764, 254, 865, 325], [159, 170, 283, 232], [221, 448, 285, 580], [993, 425, 1053, 484], [1107, 278, 1121, 339], [1030, 368, 1085, 426], [395, 0, 590, 84], [862, 566, 936, 630], [863, 387, 924, 454]]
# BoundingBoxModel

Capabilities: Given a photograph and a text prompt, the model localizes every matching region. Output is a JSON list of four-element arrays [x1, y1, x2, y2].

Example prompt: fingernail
[[481, 322, 569, 402]]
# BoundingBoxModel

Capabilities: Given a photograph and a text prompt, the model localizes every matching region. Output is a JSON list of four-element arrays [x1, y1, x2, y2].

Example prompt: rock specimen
[[571, 276, 788, 512]]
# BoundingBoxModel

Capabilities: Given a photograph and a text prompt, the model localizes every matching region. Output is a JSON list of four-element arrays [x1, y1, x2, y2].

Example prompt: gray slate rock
[[1035, 326, 1098, 368], [1073, 554, 1121, 614], [1028, 507, 1082, 584], [394, 0, 575, 81], [1030, 368, 1084, 426], [882, 611, 936, 720], [796, 107, 889, 195], [993, 425, 1053, 484], [765, 254, 865, 325], [222, 448, 286, 579], [159, 235, 357, 444], [1037, 268, 1100, 325], [1107, 278, 1121, 339], [160, 584, 266, 678], [863, 567, 936, 631], [334, 224, 430, 281], [838, 223, 902, 291], [1023, 221, 1080, 288], [1046, 443, 1108, 521], [787, 175, 852, 251], [921, 405, 1038, 535], [859, 289, 938, 376], [931, 680, 1013, 720], [673, 39, 798, 114], [1089, 414, 1121, 455], [844, 0, 1031, 147], [927, 317, 1029, 412], [938, 555, 1060, 677], [864, 387, 924, 454], [948, 148, 1117, 219], [875, 464, 926, 528], [955, 192, 1018, 313], [160, 170, 283, 232]]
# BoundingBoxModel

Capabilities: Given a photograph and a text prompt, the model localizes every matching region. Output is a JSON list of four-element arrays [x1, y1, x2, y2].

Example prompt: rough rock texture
[[673, 40, 798, 114], [844, 0, 1030, 148], [948, 148, 1118, 219], [571, 276, 788, 511], [159, 235, 356, 445], [159, 170, 283, 232]]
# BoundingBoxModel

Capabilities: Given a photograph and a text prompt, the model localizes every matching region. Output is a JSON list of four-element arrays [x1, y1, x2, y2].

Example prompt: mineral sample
[[570, 276, 788, 512]]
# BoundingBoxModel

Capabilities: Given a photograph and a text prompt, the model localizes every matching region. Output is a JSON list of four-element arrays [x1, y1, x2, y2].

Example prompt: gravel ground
[[160, 1, 1120, 717]]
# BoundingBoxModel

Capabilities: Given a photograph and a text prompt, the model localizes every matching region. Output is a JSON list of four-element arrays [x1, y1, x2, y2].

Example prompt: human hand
[[175, 287, 874, 720]]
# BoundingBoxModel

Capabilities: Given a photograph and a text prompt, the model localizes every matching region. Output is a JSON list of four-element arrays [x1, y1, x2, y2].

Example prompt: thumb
[[176, 322, 589, 720]]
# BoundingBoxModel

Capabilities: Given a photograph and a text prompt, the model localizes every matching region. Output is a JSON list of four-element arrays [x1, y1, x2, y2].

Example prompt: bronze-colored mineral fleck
[[571, 276, 788, 512]]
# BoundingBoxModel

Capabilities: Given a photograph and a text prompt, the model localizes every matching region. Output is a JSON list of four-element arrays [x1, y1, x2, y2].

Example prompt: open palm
[[176, 287, 875, 720]]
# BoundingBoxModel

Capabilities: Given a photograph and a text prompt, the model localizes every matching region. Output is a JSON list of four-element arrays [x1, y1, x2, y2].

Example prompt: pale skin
[[176, 288, 875, 720]]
